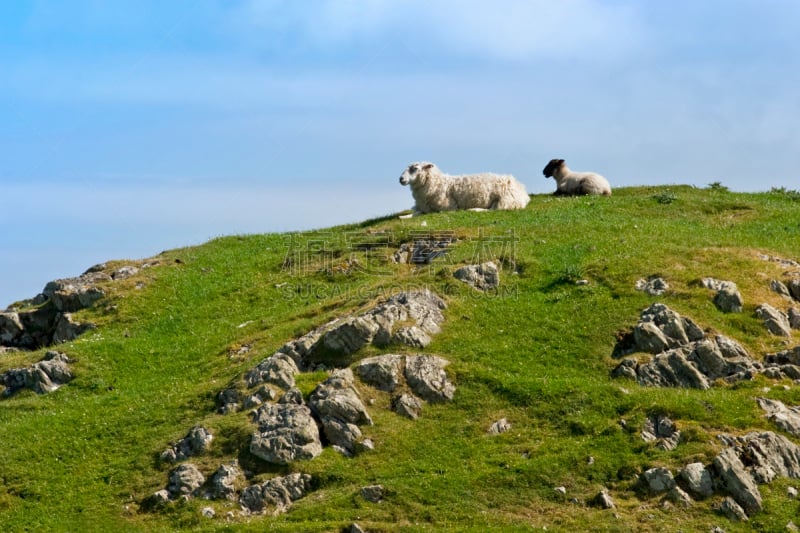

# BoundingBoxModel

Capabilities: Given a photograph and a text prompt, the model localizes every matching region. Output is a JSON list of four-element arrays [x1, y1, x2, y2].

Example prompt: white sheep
[[398, 162, 530, 214], [542, 159, 612, 196]]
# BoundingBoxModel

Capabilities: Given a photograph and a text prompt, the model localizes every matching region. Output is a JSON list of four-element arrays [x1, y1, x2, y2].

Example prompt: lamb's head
[[399, 162, 436, 186], [543, 159, 565, 179]]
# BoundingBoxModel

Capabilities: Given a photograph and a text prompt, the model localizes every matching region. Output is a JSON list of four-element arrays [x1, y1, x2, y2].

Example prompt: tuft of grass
[[652, 191, 677, 204], [707, 181, 729, 192]]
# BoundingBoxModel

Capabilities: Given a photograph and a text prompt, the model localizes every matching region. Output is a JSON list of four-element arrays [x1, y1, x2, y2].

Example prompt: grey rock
[[218, 388, 240, 414], [765, 346, 800, 366], [756, 303, 792, 337], [405, 355, 455, 403], [713, 447, 762, 514], [453, 261, 500, 291], [209, 463, 244, 501], [635, 277, 670, 296], [642, 467, 676, 494], [111, 265, 139, 280], [392, 236, 454, 264], [393, 393, 423, 420], [680, 462, 713, 499], [250, 403, 323, 465], [2, 351, 74, 395], [167, 463, 205, 499], [757, 398, 800, 437], [789, 279, 800, 302], [349, 523, 367, 533], [0, 312, 24, 344], [788, 520, 800, 532], [789, 486, 799, 498], [390, 326, 431, 349], [278, 387, 304, 405], [641, 415, 681, 451], [488, 418, 512, 435], [244, 353, 299, 390], [151, 489, 170, 505], [772, 280, 792, 299], [357, 354, 405, 392], [713, 283, 744, 313], [717, 496, 748, 521], [308, 369, 372, 426], [790, 308, 800, 330], [239, 472, 313, 515], [360, 484, 384, 503], [664, 486, 692, 508], [52, 313, 95, 344], [320, 416, 362, 456], [43, 278, 105, 312], [591, 489, 615, 509], [633, 321, 672, 354], [201, 507, 215, 518], [161, 426, 213, 463]]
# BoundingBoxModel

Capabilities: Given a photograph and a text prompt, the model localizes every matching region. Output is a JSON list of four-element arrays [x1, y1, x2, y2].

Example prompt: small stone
[[361, 484, 384, 503], [788, 521, 799, 532], [717, 496, 748, 521], [554, 486, 567, 495], [488, 418, 511, 435], [789, 486, 798, 499], [201, 507, 215, 518], [592, 489, 615, 509]]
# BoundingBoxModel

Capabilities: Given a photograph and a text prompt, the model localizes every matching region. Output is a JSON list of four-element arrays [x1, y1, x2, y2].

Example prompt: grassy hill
[[2, 185, 800, 532]]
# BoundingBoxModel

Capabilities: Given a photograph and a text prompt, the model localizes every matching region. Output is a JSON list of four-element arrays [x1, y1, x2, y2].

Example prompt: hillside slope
[[2, 185, 800, 532]]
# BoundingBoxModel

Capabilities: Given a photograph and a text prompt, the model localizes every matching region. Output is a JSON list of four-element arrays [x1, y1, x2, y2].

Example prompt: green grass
[[2, 185, 800, 531]]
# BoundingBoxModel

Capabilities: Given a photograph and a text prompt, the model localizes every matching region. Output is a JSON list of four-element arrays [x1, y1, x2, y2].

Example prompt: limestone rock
[[308, 369, 372, 426], [789, 279, 800, 302], [392, 235, 454, 264], [757, 398, 800, 437], [161, 426, 213, 463], [756, 303, 792, 337], [772, 280, 792, 299], [360, 484, 385, 503], [591, 489, 615, 509], [167, 463, 206, 499], [679, 462, 713, 499], [52, 313, 95, 344], [43, 278, 105, 312], [713, 283, 744, 313], [453, 261, 500, 291], [320, 416, 363, 456], [717, 496, 748, 522], [405, 355, 455, 403], [393, 393, 423, 419], [614, 303, 704, 357], [790, 308, 800, 330], [2, 351, 74, 395], [0, 312, 24, 345], [488, 418, 512, 435], [642, 467, 676, 494], [239, 473, 313, 515], [279, 387, 304, 405], [244, 353, 299, 390], [209, 463, 244, 501], [218, 388, 240, 414], [250, 403, 323, 465], [356, 354, 405, 392], [712, 447, 762, 515], [641, 415, 681, 451], [111, 265, 139, 280], [635, 276, 670, 296], [664, 486, 692, 508]]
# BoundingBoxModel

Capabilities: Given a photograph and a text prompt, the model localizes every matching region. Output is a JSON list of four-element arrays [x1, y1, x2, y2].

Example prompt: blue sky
[[2, 1, 800, 305]]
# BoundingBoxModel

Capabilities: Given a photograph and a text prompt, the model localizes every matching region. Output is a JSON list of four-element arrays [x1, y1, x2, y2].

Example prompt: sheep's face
[[399, 162, 435, 186], [543, 159, 565, 178]]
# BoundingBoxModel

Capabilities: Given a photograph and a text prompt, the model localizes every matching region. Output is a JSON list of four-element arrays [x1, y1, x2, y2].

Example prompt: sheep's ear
[[422, 163, 434, 170], [557, 159, 565, 166]]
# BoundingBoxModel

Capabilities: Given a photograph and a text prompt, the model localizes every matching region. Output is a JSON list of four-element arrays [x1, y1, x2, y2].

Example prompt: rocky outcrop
[[453, 262, 499, 291], [244, 353, 299, 390], [679, 463, 713, 499], [2, 351, 73, 395], [700, 278, 743, 313], [757, 398, 800, 437], [208, 463, 244, 501], [275, 290, 446, 368], [360, 484, 385, 503], [404, 355, 456, 403], [356, 354, 405, 392], [308, 369, 373, 456], [249, 403, 323, 465], [393, 393, 423, 419], [756, 303, 792, 337], [392, 235, 455, 264], [488, 418, 512, 435], [612, 304, 762, 389], [635, 276, 670, 296], [641, 415, 681, 451], [239, 473, 313, 515], [166, 463, 206, 500], [160, 426, 213, 463]]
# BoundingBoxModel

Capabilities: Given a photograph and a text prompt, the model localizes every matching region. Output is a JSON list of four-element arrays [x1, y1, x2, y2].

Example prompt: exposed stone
[[275, 290, 446, 368], [161, 426, 213, 463], [789, 486, 798, 499], [151, 489, 170, 505], [453, 262, 500, 291], [0, 313, 24, 345], [642, 467, 676, 494], [635, 276, 670, 296], [209, 463, 244, 501], [356, 354, 405, 392], [641, 415, 681, 451], [2, 351, 74, 395], [393, 393, 423, 420], [349, 523, 367, 533], [790, 308, 800, 330], [218, 388, 240, 414], [43, 278, 105, 313], [713, 284, 744, 313], [488, 418, 512, 435], [717, 496, 748, 522], [52, 313, 96, 344], [239, 473, 313, 515], [772, 280, 793, 299], [250, 403, 323, 465], [756, 303, 792, 337], [789, 279, 800, 302], [392, 235, 455, 264], [712, 447, 762, 515], [244, 353, 299, 390], [757, 398, 800, 437], [279, 387, 304, 405], [591, 489, 615, 509], [167, 463, 206, 499], [360, 484, 384, 503], [765, 346, 800, 366], [680, 462, 713, 499], [554, 486, 567, 495], [404, 355, 455, 403], [201, 507, 215, 518], [614, 303, 704, 358], [308, 369, 372, 426], [664, 486, 692, 508], [111, 266, 139, 280], [321, 416, 363, 456]]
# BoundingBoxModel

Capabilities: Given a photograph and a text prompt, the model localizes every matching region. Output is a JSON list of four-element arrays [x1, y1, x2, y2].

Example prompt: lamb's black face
[[542, 159, 564, 178]]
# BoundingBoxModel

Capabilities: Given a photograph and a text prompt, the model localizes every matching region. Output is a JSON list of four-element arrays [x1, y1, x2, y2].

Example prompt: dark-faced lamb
[[542, 158, 611, 196]]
